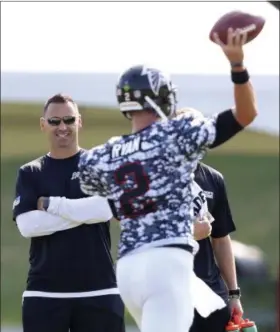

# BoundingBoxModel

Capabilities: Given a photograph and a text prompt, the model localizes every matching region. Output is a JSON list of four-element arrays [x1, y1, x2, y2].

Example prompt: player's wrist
[[231, 68, 249, 84]]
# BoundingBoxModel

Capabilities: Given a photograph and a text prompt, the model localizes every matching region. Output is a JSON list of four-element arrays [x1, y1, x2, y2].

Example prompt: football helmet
[[116, 65, 177, 119]]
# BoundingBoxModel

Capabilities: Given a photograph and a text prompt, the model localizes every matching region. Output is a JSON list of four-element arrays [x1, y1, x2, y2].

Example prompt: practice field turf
[[1, 103, 279, 324]]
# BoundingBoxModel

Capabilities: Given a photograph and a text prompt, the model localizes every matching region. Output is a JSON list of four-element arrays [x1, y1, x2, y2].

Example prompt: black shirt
[[13, 150, 123, 316], [194, 162, 236, 301]]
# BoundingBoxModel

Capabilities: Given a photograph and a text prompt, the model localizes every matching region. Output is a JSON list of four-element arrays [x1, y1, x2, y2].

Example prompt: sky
[[1, 1, 279, 74]]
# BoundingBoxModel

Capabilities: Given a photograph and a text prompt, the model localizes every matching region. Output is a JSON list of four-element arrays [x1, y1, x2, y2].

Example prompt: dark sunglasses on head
[[47, 116, 76, 126]]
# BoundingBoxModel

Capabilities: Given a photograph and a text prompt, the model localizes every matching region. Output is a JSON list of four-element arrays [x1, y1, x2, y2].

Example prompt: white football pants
[[116, 247, 195, 332]]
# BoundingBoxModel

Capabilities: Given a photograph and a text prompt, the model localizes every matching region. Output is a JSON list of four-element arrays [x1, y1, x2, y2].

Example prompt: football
[[209, 11, 265, 45]]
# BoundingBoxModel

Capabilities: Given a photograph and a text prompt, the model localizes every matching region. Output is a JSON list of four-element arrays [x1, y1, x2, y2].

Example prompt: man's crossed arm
[[16, 196, 113, 238]]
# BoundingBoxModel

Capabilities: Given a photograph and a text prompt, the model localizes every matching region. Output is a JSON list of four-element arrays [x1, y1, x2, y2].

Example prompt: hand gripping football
[[209, 11, 265, 45]]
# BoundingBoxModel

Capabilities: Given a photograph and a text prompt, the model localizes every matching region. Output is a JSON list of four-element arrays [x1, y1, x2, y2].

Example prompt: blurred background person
[[177, 107, 242, 332]]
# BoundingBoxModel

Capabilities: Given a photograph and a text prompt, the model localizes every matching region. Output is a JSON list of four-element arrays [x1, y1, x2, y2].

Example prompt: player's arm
[[213, 28, 258, 132], [209, 29, 258, 148], [40, 195, 113, 223], [176, 103, 254, 155], [208, 65, 257, 149], [213, 235, 238, 288], [210, 174, 239, 293], [175, 110, 229, 156], [13, 168, 82, 238], [209, 173, 243, 323], [78, 148, 107, 197], [176, 30, 257, 154]]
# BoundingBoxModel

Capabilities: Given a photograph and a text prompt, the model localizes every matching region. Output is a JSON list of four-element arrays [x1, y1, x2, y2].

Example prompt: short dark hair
[[43, 93, 77, 113]]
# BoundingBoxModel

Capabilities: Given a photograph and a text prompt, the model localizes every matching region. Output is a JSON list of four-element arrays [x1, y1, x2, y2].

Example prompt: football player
[[78, 29, 257, 332]]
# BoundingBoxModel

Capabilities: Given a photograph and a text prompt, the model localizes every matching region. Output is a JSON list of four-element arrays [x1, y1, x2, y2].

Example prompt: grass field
[[1, 102, 279, 325]]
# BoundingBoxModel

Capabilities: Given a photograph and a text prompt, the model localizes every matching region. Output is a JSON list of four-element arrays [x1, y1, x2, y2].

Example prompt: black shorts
[[22, 296, 125, 332], [190, 305, 231, 332]]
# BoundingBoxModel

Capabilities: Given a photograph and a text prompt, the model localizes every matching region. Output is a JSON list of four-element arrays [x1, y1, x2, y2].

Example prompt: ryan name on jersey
[[111, 137, 141, 159]]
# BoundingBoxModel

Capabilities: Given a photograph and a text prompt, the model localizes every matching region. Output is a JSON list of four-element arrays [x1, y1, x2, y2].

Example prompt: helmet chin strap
[[144, 96, 168, 121]]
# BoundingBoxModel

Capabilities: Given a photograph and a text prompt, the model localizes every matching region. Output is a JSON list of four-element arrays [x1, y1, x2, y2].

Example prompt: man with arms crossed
[[78, 29, 257, 332], [13, 94, 125, 332]]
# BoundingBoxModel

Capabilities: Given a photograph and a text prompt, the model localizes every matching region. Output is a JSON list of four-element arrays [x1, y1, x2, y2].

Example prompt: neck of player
[[49, 144, 80, 159], [131, 111, 158, 133]]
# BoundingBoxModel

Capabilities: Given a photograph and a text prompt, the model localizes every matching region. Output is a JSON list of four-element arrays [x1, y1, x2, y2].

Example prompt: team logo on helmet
[[123, 83, 130, 92], [141, 66, 169, 96]]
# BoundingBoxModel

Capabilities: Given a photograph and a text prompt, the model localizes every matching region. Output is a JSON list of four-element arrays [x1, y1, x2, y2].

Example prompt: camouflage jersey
[[78, 113, 217, 259]]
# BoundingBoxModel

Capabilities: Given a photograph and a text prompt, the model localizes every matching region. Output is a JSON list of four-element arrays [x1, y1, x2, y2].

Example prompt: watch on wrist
[[42, 197, 50, 211], [228, 287, 241, 299]]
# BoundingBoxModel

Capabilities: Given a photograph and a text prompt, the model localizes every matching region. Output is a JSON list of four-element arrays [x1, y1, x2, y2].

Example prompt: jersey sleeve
[[13, 168, 38, 221], [175, 112, 217, 159], [78, 149, 107, 197], [211, 174, 236, 238]]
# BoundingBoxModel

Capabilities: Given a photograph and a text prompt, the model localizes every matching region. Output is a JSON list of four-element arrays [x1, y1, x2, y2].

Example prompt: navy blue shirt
[[194, 162, 236, 301], [13, 150, 124, 317]]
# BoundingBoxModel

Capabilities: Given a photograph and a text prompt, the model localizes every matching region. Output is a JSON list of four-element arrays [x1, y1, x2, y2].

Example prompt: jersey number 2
[[114, 162, 157, 218]]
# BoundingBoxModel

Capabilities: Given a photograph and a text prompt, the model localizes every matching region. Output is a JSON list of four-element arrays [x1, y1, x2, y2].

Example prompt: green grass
[[2, 102, 279, 157], [1, 102, 279, 325]]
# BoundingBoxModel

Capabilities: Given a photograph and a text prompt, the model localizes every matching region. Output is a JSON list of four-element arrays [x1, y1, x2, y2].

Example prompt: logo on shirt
[[193, 190, 207, 217], [71, 172, 80, 180], [13, 196, 21, 209], [204, 191, 214, 199]]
